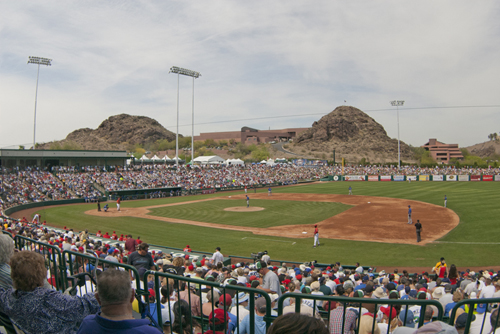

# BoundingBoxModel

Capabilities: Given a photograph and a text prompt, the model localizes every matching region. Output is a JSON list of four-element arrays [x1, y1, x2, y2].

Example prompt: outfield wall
[[327, 174, 500, 181]]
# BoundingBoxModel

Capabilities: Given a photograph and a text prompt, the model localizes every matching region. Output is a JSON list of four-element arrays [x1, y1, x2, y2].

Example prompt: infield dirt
[[83, 193, 459, 246]]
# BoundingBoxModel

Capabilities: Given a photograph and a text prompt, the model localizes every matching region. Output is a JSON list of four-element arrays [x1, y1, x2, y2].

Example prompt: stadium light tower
[[28, 56, 52, 150], [390, 100, 405, 170], [169, 66, 201, 166]]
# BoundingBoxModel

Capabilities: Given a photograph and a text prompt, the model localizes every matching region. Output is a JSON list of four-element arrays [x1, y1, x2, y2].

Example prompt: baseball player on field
[[407, 205, 412, 224], [313, 224, 320, 247]]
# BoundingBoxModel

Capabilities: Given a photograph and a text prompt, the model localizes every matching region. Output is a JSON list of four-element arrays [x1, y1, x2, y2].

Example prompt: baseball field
[[20, 181, 500, 267]]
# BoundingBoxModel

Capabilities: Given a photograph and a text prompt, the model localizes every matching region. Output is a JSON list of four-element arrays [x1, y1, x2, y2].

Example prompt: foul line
[[432, 241, 500, 245], [242, 237, 296, 244]]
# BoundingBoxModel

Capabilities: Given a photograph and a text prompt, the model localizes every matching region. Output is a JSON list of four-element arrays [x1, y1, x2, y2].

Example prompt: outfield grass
[[36, 181, 500, 267], [148, 199, 352, 227]]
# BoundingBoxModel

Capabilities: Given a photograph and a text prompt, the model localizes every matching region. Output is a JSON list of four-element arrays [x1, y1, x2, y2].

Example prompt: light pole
[[168, 66, 201, 166], [28, 56, 52, 150], [390, 100, 405, 169]]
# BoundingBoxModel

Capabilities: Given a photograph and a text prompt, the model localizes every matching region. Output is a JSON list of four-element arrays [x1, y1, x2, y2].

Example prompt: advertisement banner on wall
[[394, 175, 405, 181], [333, 175, 340, 181], [483, 175, 493, 181], [380, 175, 392, 181], [458, 175, 469, 181], [419, 175, 430, 181], [407, 175, 417, 181], [433, 175, 444, 181], [470, 175, 481, 181], [495, 175, 500, 181], [446, 175, 457, 181], [368, 175, 379, 181], [345, 175, 365, 181]]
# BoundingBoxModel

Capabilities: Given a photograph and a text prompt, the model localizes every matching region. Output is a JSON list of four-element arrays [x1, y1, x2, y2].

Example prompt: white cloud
[[1, 0, 500, 149]]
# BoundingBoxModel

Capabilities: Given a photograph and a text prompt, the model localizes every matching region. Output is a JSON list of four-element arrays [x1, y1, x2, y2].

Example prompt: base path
[[84, 193, 459, 246]]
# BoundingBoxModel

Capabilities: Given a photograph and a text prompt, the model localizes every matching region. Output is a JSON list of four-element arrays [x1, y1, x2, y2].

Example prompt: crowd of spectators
[[3, 163, 500, 213], [1, 216, 500, 334], [1, 169, 75, 210]]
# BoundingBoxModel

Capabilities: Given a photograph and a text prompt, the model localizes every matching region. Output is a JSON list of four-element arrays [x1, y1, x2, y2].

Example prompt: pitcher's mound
[[224, 207, 265, 212]]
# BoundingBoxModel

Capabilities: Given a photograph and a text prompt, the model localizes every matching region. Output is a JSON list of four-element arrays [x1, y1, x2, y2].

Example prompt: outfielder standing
[[313, 224, 320, 247], [444, 195, 447, 208], [246, 195, 250, 208], [407, 205, 412, 224], [348, 186, 352, 195]]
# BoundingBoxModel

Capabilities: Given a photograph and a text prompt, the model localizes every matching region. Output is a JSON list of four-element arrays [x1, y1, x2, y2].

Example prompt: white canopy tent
[[224, 158, 244, 166], [192, 155, 225, 165]]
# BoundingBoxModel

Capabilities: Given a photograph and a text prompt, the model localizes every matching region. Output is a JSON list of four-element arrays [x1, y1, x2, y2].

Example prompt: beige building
[[421, 138, 463, 163], [194, 126, 308, 144]]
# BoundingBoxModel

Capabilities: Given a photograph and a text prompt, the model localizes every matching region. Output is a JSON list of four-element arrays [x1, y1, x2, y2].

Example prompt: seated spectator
[[171, 299, 201, 334], [238, 296, 267, 334], [160, 283, 176, 328], [267, 313, 329, 334], [203, 290, 221, 317], [77, 269, 161, 333], [205, 309, 232, 334], [0, 251, 99, 333], [0, 234, 15, 334]]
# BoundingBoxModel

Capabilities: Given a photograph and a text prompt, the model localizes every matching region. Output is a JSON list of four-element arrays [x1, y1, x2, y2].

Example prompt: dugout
[[107, 186, 182, 200], [0, 149, 128, 169]]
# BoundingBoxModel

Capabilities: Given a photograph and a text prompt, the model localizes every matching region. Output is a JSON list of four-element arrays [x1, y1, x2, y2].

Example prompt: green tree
[[460, 148, 470, 157], [133, 148, 146, 159], [252, 147, 269, 161], [203, 139, 216, 148], [179, 137, 192, 149], [19, 145, 25, 150]]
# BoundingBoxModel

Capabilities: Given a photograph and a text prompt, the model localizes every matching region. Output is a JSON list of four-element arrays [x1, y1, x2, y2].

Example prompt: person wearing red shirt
[[111, 231, 117, 240], [183, 245, 192, 252], [136, 236, 142, 245], [124, 235, 137, 254], [116, 196, 121, 211], [96, 230, 102, 237], [118, 234, 124, 241], [103, 232, 111, 239]]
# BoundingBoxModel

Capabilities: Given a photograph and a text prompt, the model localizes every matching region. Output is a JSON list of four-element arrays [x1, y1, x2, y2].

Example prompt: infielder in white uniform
[[32, 214, 40, 224]]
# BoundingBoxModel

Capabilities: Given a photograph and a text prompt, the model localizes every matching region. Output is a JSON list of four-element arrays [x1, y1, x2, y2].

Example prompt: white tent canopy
[[161, 155, 170, 160], [266, 158, 276, 166], [151, 155, 161, 161], [192, 155, 224, 165], [224, 158, 244, 166], [139, 155, 149, 161]]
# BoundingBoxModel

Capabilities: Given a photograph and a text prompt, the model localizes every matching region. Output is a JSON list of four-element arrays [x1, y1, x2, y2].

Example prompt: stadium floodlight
[[169, 66, 201, 165], [390, 100, 405, 170], [28, 56, 52, 150]]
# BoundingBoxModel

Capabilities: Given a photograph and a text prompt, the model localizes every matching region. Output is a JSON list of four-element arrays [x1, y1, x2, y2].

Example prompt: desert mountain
[[465, 141, 500, 158], [292, 106, 414, 163], [37, 114, 177, 151]]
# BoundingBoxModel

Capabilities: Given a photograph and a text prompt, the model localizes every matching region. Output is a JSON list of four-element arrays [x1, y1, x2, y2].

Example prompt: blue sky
[[1, 1, 500, 149]]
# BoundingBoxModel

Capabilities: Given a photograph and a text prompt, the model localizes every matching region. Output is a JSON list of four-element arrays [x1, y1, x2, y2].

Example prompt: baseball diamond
[[84, 193, 458, 245]]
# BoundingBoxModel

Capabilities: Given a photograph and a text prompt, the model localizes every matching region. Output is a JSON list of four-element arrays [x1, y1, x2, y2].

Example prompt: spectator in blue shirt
[[78, 269, 161, 333]]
